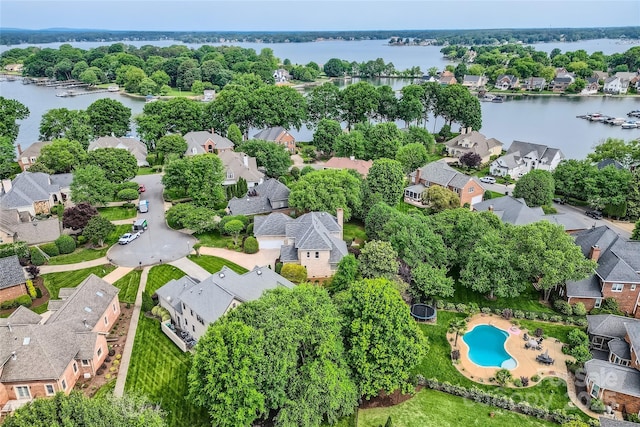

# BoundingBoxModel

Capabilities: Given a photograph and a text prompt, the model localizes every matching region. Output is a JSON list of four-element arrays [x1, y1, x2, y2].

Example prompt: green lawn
[[146, 264, 186, 295], [442, 281, 555, 314], [42, 264, 116, 299], [357, 388, 556, 427], [186, 255, 247, 275], [125, 315, 208, 427], [97, 206, 138, 221], [518, 319, 580, 343], [343, 220, 367, 244], [137, 167, 159, 175], [486, 190, 506, 199], [112, 269, 142, 304], [194, 230, 234, 248], [46, 247, 108, 265]]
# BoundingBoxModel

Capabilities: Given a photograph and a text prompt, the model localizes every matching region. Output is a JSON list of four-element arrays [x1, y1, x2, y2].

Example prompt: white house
[[490, 141, 564, 179]]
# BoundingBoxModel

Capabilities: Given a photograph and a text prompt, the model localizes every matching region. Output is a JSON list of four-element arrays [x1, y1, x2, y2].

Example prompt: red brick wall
[[567, 297, 597, 311], [0, 383, 8, 407], [601, 282, 640, 317], [0, 284, 27, 304], [92, 295, 120, 333], [458, 181, 484, 207], [602, 389, 640, 414]]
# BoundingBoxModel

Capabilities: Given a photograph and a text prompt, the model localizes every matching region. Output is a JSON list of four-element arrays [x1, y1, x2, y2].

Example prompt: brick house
[[564, 226, 640, 317], [253, 127, 296, 153], [404, 159, 485, 207], [323, 156, 374, 177], [0, 275, 119, 416], [443, 129, 503, 165], [16, 142, 51, 172], [183, 130, 234, 155], [253, 210, 347, 278], [584, 317, 640, 416], [548, 76, 574, 92], [0, 172, 72, 217], [0, 256, 27, 304]]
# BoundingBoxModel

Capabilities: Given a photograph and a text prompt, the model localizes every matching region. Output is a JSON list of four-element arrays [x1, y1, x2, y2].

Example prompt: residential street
[[107, 174, 196, 267]]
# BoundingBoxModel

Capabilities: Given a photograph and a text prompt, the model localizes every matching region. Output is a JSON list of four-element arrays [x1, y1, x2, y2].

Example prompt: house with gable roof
[[0, 172, 72, 216], [443, 129, 503, 164], [461, 75, 487, 90], [253, 127, 296, 153], [0, 255, 27, 304], [521, 77, 547, 91], [253, 210, 347, 278], [217, 151, 264, 187], [226, 178, 290, 216], [183, 130, 234, 156], [156, 266, 294, 345], [563, 226, 640, 317], [494, 74, 519, 90], [88, 136, 149, 167], [404, 159, 485, 207], [584, 315, 640, 416], [489, 141, 564, 179], [16, 142, 51, 172], [0, 275, 119, 415], [323, 157, 374, 177]]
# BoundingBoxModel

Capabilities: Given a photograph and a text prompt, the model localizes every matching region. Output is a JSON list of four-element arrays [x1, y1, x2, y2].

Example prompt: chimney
[[243, 154, 249, 168], [17, 144, 22, 155], [336, 208, 344, 239], [589, 245, 601, 262], [2, 179, 12, 194], [460, 127, 467, 135], [467, 127, 473, 134]]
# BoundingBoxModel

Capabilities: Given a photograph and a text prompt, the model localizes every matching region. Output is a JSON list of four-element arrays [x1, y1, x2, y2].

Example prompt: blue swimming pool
[[462, 324, 517, 369]]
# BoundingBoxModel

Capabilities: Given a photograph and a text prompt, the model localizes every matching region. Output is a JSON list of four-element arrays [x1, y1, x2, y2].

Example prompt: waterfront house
[[615, 72, 639, 93], [183, 130, 234, 156], [494, 74, 519, 90], [404, 159, 485, 207], [443, 129, 503, 164], [227, 178, 290, 216], [16, 142, 51, 172], [253, 210, 347, 278], [323, 156, 374, 177], [549, 76, 575, 92], [253, 127, 296, 153], [89, 136, 149, 167], [217, 151, 264, 187], [438, 71, 457, 86], [461, 75, 487, 90], [604, 76, 626, 94], [563, 226, 640, 318], [489, 141, 564, 179], [273, 69, 291, 83], [0, 275, 119, 416], [0, 255, 27, 304], [521, 77, 547, 91], [592, 71, 609, 81], [582, 77, 600, 95], [156, 266, 294, 345], [586, 314, 640, 366], [0, 172, 72, 216]]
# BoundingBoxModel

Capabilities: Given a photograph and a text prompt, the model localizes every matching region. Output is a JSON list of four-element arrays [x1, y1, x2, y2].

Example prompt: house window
[[15, 386, 30, 399], [192, 325, 195, 332], [589, 382, 600, 399], [632, 284, 637, 291], [81, 359, 89, 366], [97, 347, 103, 357], [315, 252, 319, 258], [104, 316, 108, 325], [611, 283, 624, 292], [226, 171, 234, 179], [73, 362, 78, 373], [594, 298, 602, 308], [112, 303, 117, 313], [190, 309, 193, 316], [45, 384, 55, 396], [61, 379, 67, 391], [307, 251, 310, 258], [185, 318, 188, 325], [182, 303, 185, 310], [468, 187, 474, 193]]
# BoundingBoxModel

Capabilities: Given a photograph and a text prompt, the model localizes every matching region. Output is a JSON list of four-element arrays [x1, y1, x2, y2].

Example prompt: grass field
[[46, 247, 108, 265], [42, 264, 116, 299], [137, 167, 159, 175], [97, 206, 138, 221], [343, 220, 367, 244], [442, 281, 556, 314], [125, 315, 208, 427], [357, 388, 557, 427], [145, 264, 186, 295], [194, 230, 234, 248], [186, 255, 248, 275], [112, 269, 142, 304]]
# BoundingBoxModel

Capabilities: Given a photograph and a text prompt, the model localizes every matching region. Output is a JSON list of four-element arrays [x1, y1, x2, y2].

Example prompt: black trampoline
[[411, 303, 436, 321]]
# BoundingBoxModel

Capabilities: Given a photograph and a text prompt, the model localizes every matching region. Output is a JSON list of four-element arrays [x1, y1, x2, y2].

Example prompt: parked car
[[552, 197, 566, 204], [138, 184, 146, 193], [585, 210, 602, 220], [479, 176, 496, 184], [118, 232, 141, 245]]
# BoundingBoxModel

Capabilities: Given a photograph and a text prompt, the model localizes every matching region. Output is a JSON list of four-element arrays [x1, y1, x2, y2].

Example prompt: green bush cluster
[[39, 243, 60, 257], [26, 280, 37, 299], [218, 215, 249, 235], [141, 292, 154, 312], [77, 235, 87, 245], [554, 300, 573, 316], [243, 236, 258, 254], [29, 247, 46, 266], [0, 294, 32, 309], [117, 188, 139, 202], [151, 305, 171, 322], [55, 235, 76, 254], [0, 241, 29, 259]]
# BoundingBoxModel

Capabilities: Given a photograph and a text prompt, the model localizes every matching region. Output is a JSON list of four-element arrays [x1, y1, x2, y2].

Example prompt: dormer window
[[226, 171, 234, 179]]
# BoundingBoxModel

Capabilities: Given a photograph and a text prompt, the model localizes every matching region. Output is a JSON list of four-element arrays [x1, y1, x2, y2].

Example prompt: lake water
[[1, 38, 640, 159]]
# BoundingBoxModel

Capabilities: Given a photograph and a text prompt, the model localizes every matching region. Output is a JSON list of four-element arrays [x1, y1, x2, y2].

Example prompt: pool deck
[[449, 314, 572, 383]]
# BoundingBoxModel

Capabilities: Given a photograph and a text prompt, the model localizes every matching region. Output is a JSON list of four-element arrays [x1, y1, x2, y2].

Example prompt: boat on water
[[55, 90, 76, 97], [588, 113, 605, 122], [492, 96, 504, 103], [481, 94, 496, 102], [621, 121, 638, 129]]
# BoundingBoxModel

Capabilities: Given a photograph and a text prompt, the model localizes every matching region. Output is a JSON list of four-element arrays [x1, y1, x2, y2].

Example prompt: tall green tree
[[253, 85, 307, 131], [362, 122, 402, 160], [0, 137, 18, 179], [334, 130, 366, 159], [226, 123, 243, 145], [0, 97, 29, 143], [328, 254, 359, 294], [156, 134, 188, 159], [448, 318, 467, 347], [365, 159, 405, 206], [358, 240, 399, 279], [396, 143, 428, 174], [340, 81, 379, 129], [236, 140, 291, 178], [82, 214, 115, 246], [87, 147, 138, 183], [39, 108, 92, 149], [71, 165, 114, 206], [513, 169, 555, 207], [421, 185, 461, 212], [312, 119, 342, 154], [552, 159, 597, 200], [587, 138, 639, 167], [185, 154, 226, 208], [86, 98, 131, 137], [335, 278, 427, 399], [631, 219, 640, 240], [306, 82, 341, 125], [411, 264, 454, 301], [288, 168, 362, 221], [436, 84, 482, 130], [36, 138, 87, 173]]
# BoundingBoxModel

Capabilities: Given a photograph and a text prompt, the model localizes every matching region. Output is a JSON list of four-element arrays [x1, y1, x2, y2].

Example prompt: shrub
[[589, 398, 606, 413], [534, 328, 544, 337], [35, 286, 42, 298], [445, 302, 457, 311], [246, 222, 254, 235], [275, 262, 283, 274], [243, 236, 258, 254], [77, 235, 87, 245], [569, 344, 592, 364], [122, 202, 135, 209], [26, 280, 37, 299], [141, 292, 154, 312], [0, 295, 33, 309], [481, 307, 492, 314], [513, 310, 525, 319], [539, 313, 549, 321], [530, 374, 540, 382], [573, 318, 588, 327], [29, 247, 46, 266], [151, 306, 160, 316], [513, 378, 523, 387], [524, 311, 538, 320], [0, 241, 29, 259], [117, 188, 139, 202], [218, 215, 249, 234], [554, 300, 573, 315], [54, 235, 76, 254], [550, 315, 562, 323], [451, 349, 460, 361], [571, 302, 587, 316], [40, 243, 59, 257], [108, 349, 116, 357], [280, 264, 307, 284], [455, 303, 467, 313], [495, 369, 512, 386], [501, 308, 513, 320], [520, 376, 529, 387]]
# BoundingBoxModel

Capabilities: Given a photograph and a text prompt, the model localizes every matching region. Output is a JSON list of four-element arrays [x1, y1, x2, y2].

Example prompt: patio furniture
[[526, 339, 541, 350], [536, 350, 554, 365]]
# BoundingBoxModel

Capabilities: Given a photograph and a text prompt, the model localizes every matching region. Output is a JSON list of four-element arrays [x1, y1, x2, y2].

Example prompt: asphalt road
[[107, 174, 196, 267], [552, 201, 632, 239]]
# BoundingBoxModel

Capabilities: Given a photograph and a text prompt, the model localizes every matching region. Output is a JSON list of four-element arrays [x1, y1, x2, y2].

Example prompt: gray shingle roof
[[0, 172, 58, 209], [585, 359, 640, 398], [0, 255, 26, 290], [625, 322, 640, 353], [0, 306, 40, 325], [18, 141, 51, 160], [474, 197, 544, 225], [573, 227, 640, 283], [600, 418, 640, 427], [226, 178, 290, 216], [254, 213, 291, 236], [587, 314, 640, 339], [49, 173, 73, 189], [566, 275, 602, 298], [89, 137, 149, 167], [183, 131, 234, 155], [597, 159, 625, 170], [413, 159, 476, 190], [444, 131, 503, 159], [253, 127, 290, 142], [280, 244, 298, 262], [218, 151, 264, 184], [608, 338, 631, 361]]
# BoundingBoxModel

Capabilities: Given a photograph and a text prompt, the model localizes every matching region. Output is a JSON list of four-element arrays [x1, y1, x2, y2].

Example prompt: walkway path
[[198, 247, 280, 270], [113, 266, 149, 398], [39, 257, 109, 274], [168, 257, 210, 281], [102, 266, 134, 284]]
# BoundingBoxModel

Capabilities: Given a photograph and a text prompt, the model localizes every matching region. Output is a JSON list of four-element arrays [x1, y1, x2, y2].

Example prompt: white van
[[139, 200, 149, 213]]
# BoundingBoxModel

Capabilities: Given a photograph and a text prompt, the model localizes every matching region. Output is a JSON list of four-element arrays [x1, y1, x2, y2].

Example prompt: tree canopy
[[71, 165, 114, 206], [364, 159, 405, 206], [87, 147, 138, 183], [86, 98, 131, 137], [162, 154, 225, 208], [39, 108, 92, 149], [513, 169, 555, 207], [236, 140, 291, 178], [35, 138, 87, 174]]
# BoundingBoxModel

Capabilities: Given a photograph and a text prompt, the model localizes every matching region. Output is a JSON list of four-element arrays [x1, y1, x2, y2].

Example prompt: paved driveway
[[107, 174, 196, 267]]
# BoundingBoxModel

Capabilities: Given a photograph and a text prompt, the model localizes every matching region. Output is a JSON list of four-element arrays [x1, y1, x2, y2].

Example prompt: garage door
[[257, 238, 284, 249], [470, 195, 484, 206]]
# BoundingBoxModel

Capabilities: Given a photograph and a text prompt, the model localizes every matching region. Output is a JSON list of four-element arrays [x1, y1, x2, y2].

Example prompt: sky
[[1, 0, 639, 32]]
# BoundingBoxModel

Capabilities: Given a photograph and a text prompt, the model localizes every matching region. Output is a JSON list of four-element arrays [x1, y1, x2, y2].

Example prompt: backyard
[[193, 230, 233, 248], [97, 206, 138, 221], [186, 254, 247, 274], [111, 269, 142, 304], [42, 264, 116, 299]]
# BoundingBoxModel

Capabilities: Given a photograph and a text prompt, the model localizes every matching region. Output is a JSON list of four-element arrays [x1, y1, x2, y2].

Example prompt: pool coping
[[462, 323, 518, 370]]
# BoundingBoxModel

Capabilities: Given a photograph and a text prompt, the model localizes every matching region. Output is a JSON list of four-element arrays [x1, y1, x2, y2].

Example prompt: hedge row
[[0, 294, 32, 310], [0, 241, 29, 259]]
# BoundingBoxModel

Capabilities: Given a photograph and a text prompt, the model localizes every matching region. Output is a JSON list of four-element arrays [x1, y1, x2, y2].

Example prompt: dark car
[[585, 210, 602, 220], [552, 197, 566, 205]]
